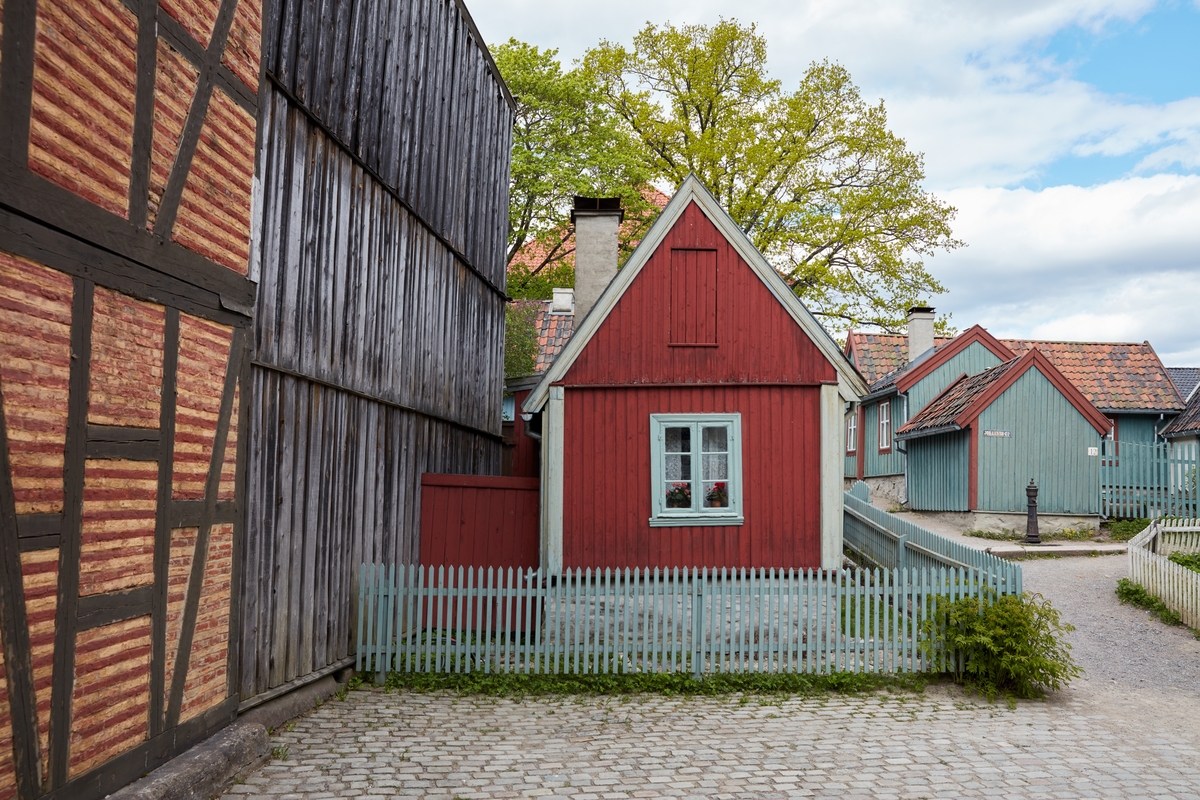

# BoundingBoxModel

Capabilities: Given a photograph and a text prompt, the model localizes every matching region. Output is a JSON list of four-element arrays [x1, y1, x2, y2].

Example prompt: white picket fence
[[356, 563, 1012, 681], [1128, 518, 1200, 628]]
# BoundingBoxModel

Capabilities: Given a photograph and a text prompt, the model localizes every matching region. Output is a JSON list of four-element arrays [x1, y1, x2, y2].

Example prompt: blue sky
[[472, 0, 1200, 365]]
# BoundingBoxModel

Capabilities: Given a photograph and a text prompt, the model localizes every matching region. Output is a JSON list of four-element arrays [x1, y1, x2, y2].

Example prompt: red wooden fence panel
[[419, 474, 540, 569]]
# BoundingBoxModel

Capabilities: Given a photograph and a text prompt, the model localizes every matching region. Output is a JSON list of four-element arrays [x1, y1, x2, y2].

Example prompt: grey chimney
[[571, 197, 623, 322], [907, 306, 936, 363]]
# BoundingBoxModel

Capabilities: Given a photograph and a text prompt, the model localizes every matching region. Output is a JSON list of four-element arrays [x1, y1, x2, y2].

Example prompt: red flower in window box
[[666, 482, 691, 508], [706, 482, 728, 508]]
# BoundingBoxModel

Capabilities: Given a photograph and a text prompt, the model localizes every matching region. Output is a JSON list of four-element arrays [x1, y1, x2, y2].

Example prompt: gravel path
[[1020, 555, 1200, 747]]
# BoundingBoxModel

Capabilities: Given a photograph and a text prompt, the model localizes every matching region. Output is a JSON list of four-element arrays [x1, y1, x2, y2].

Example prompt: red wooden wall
[[563, 202, 837, 387], [554, 200, 836, 570], [509, 389, 539, 478], [561, 386, 823, 569], [419, 475, 540, 569]]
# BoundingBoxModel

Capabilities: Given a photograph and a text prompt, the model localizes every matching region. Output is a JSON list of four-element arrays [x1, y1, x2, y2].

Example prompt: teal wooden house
[[843, 311, 1184, 509], [893, 348, 1113, 514]]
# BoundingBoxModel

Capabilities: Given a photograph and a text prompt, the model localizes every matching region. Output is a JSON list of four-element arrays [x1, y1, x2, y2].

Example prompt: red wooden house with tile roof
[[520, 176, 867, 573]]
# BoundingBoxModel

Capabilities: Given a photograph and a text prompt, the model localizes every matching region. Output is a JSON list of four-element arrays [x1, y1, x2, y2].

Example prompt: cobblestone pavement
[[224, 685, 1200, 800]]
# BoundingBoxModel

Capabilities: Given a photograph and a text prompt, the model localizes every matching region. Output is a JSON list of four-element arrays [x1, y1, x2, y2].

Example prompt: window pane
[[701, 425, 727, 453], [665, 480, 692, 508], [665, 453, 692, 481], [701, 453, 727, 481], [665, 426, 691, 453], [702, 481, 729, 508]]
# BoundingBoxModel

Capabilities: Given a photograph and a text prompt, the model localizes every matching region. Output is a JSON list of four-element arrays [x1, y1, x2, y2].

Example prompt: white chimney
[[907, 306, 936, 363], [550, 287, 574, 314], [571, 197, 623, 321]]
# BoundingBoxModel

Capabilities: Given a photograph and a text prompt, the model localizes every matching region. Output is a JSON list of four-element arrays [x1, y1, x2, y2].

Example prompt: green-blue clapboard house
[[893, 349, 1113, 513], [844, 319, 1184, 511]]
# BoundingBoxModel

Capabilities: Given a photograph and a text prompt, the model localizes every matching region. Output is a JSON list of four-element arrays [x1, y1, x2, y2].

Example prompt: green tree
[[492, 40, 653, 299], [584, 20, 962, 333], [504, 300, 540, 379]]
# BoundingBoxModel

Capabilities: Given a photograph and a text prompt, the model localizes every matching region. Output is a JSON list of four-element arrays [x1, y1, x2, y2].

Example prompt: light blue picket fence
[[843, 482, 1023, 594], [356, 561, 1010, 682], [1102, 439, 1199, 519]]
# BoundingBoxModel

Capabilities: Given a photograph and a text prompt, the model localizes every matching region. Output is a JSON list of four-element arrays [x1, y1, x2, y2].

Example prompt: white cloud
[[927, 175, 1200, 363], [471, 0, 1199, 189], [471, 0, 1200, 362]]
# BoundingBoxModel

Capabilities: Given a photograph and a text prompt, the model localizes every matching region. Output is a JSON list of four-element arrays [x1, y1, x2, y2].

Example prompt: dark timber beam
[[128, 0, 160, 228], [0, 375, 45, 799], [48, 278, 95, 789], [0, 207, 252, 325], [76, 586, 155, 630], [166, 327, 245, 728], [150, 309, 180, 737], [153, 0, 242, 239], [85, 425, 161, 461], [0, 0, 36, 166]]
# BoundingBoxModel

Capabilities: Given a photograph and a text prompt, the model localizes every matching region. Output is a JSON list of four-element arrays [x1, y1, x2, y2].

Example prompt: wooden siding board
[[1111, 414, 1159, 445], [907, 340, 1005, 414], [976, 367, 1101, 514], [561, 386, 822, 570], [861, 399, 907, 478], [907, 431, 970, 512], [563, 203, 836, 388]]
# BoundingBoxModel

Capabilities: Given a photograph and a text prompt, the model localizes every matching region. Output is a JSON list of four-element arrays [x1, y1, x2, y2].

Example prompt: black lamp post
[[1024, 479, 1041, 545]]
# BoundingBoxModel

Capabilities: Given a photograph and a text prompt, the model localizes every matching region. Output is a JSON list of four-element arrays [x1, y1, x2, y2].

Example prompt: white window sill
[[648, 514, 745, 528]]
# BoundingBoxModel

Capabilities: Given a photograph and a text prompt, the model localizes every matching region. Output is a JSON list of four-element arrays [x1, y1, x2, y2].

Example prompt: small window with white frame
[[650, 413, 743, 526], [846, 414, 857, 454], [878, 400, 891, 452]]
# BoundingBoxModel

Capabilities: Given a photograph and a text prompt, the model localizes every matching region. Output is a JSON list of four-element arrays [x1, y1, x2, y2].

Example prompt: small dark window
[[669, 249, 718, 346]]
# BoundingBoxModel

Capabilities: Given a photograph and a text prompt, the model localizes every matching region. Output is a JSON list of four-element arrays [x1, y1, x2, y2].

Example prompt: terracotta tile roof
[[849, 331, 1183, 412], [845, 332, 952, 384], [1161, 391, 1200, 438], [896, 360, 1019, 437], [1003, 340, 1182, 412], [1167, 367, 1200, 402], [535, 304, 574, 374]]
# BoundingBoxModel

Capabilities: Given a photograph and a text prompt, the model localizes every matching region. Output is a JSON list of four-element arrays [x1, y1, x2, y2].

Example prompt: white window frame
[[846, 414, 857, 454], [878, 400, 891, 452], [649, 413, 743, 527]]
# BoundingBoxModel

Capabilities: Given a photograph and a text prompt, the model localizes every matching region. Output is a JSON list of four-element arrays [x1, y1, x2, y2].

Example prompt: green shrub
[[1167, 551, 1200, 574], [1105, 518, 1150, 541], [920, 592, 1080, 701], [1116, 578, 1182, 625]]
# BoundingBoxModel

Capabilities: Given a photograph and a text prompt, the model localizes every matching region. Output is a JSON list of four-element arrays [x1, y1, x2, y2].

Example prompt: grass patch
[[1167, 551, 1200, 574], [964, 528, 1099, 542], [1116, 579, 1182, 626], [1104, 518, 1151, 542], [382, 670, 931, 698]]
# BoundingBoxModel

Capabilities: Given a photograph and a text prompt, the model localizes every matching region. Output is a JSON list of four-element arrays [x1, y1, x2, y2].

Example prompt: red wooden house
[[521, 176, 867, 573]]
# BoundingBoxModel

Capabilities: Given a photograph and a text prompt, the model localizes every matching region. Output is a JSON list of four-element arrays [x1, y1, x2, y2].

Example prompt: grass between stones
[[379, 670, 933, 698], [1116, 578, 1200, 638]]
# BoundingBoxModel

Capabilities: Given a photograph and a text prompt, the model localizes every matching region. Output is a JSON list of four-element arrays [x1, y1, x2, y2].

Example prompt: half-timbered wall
[[240, 0, 512, 703], [0, 1, 260, 798]]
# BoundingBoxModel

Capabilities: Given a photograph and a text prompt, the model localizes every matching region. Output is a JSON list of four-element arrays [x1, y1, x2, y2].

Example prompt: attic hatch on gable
[[669, 248, 718, 346]]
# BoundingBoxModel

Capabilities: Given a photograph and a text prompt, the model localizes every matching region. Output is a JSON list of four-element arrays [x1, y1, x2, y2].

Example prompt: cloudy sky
[[470, 0, 1200, 365]]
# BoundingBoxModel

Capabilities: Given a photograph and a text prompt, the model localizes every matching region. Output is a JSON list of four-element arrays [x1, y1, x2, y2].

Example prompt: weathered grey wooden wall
[[240, 0, 513, 703]]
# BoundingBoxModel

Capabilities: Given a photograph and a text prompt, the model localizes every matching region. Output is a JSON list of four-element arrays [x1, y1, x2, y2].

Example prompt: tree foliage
[[492, 40, 653, 299], [504, 299, 540, 379], [583, 20, 962, 333]]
